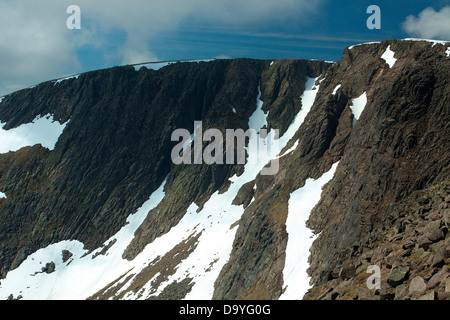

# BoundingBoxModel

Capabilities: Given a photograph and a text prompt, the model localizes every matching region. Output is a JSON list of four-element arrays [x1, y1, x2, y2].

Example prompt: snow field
[[349, 92, 368, 126], [0, 114, 68, 154], [381, 45, 397, 68], [280, 161, 339, 299]]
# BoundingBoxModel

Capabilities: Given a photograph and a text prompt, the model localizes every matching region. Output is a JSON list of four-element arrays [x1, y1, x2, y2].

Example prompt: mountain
[[0, 39, 449, 300]]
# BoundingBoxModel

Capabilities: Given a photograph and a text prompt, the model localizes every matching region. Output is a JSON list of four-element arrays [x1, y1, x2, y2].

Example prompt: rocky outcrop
[[303, 40, 450, 300], [215, 39, 449, 300], [0, 57, 330, 282]]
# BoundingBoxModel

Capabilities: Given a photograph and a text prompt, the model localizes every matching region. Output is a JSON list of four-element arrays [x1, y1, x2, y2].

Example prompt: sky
[[0, 0, 449, 97]]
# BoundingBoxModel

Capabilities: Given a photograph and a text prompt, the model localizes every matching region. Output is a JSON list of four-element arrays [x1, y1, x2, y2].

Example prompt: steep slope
[[0, 57, 329, 299], [0, 39, 449, 300]]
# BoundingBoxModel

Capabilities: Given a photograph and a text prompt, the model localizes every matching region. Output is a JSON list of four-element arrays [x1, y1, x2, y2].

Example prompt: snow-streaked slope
[[280, 161, 339, 300], [0, 76, 322, 300], [126, 77, 322, 300], [381, 45, 397, 68], [276, 77, 320, 153], [349, 93, 368, 126], [0, 114, 69, 154], [0, 178, 168, 300]]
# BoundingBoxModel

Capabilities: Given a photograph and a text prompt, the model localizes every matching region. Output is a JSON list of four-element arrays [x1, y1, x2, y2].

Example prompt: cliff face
[[0, 39, 448, 300]]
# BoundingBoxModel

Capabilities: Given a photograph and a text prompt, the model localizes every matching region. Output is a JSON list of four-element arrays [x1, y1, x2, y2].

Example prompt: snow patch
[[276, 77, 321, 153], [279, 139, 299, 158], [349, 92, 368, 126], [53, 74, 80, 85], [0, 97, 4, 104], [403, 38, 450, 46], [348, 42, 380, 50], [133, 59, 213, 71], [332, 84, 341, 95], [446, 47, 450, 57], [381, 45, 397, 68], [280, 161, 339, 300], [0, 114, 69, 154], [0, 192, 6, 199]]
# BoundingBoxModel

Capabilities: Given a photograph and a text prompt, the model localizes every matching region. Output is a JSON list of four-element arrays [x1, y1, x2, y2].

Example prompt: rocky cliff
[[0, 39, 448, 300]]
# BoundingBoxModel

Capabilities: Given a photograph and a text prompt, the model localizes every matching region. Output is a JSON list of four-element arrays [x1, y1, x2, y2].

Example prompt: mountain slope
[[0, 39, 449, 300]]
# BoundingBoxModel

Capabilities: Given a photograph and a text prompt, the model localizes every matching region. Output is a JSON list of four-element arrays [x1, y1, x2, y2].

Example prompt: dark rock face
[[302, 40, 450, 300], [0, 58, 329, 281], [0, 39, 448, 300], [215, 40, 449, 300]]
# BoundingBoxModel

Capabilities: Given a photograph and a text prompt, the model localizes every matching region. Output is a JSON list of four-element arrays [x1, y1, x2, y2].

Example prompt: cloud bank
[[0, 0, 323, 96], [402, 6, 450, 40]]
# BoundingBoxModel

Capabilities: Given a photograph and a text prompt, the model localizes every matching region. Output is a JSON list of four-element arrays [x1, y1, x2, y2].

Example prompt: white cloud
[[402, 6, 450, 40], [0, 1, 81, 96], [0, 0, 323, 96]]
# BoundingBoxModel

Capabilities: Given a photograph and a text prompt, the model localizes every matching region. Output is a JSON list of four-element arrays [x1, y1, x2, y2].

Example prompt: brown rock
[[437, 292, 450, 300]]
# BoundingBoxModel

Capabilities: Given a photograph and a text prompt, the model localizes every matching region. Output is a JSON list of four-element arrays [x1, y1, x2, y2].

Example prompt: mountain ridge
[[0, 39, 449, 300]]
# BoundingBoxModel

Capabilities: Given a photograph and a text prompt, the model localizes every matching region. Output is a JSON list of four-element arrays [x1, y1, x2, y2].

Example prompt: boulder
[[408, 276, 427, 296], [41, 261, 56, 274], [424, 220, 444, 242], [426, 270, 449, 290], [387, 266, 409, 287]]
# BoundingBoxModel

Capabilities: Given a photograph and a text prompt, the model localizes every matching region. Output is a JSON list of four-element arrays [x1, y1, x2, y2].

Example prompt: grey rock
[[431, 251, 445, 268], [418, 291, 436, 300], [417, 235, 433, 251], [339, 264, 356, 280], [409, 276, 427, 296], [394, 284, 409, 300], [424, 220, 443, 242], [41, 261, 56, 274], [386, 252, 401, 268], [426, 270, 449, 290], [387, 267, 410, 287], [62, 250, 73, 263], [443, 209, 450, 228]]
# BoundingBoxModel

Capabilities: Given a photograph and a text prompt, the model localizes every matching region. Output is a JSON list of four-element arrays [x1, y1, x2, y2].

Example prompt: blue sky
[[74, 0, 450, 66], [1, 0, 449, 96]]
